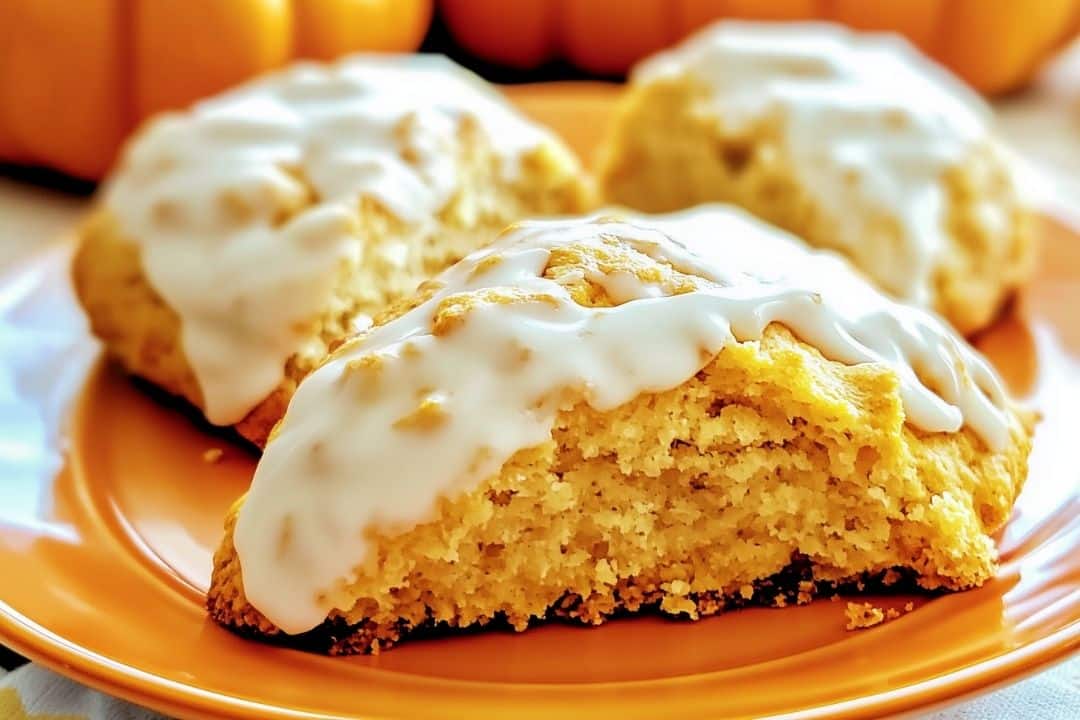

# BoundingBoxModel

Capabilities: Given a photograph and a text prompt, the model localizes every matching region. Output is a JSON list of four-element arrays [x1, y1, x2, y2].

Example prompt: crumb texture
[[845, 602, 886, 630]]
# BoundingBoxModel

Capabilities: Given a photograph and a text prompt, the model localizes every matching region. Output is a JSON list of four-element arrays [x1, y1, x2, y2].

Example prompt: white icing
[[634, 21, 996, 305], [104, 54, 554, 424], [234, 207, 1014, 634]]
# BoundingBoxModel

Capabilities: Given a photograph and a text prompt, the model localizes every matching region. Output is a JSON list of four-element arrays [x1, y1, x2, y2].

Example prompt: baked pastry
[[597, 22, 1035, 335], [73, 54, 592, 447], [208, 206, 1033, 654]]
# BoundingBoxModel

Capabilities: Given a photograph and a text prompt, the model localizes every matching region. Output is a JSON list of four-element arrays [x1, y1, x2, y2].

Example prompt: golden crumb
[[346, 353, 383, 376], [202, 448, 224, 464], [393, 396, 449, 432], [468, 254, 504, 281], [845, 602, 886, 630], [882, 569, 903, 585]]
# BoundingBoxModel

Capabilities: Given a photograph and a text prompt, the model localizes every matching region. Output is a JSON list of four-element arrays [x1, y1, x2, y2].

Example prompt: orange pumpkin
[[440, 0, 1080, 93], [0, 0, 433, 179]]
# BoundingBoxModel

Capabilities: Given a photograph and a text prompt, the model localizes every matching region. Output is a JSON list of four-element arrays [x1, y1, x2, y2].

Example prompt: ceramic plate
[[0, 84, 1076, 720]]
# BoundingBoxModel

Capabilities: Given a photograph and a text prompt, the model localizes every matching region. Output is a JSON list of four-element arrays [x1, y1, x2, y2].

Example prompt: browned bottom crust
[[206, 556, 930, 655], [128, 374, 261, 453]]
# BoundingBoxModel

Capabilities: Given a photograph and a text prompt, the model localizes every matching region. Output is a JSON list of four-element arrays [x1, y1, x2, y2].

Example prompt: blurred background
[[0, 0, 1077, 261], [0, 0, 1077, 184]]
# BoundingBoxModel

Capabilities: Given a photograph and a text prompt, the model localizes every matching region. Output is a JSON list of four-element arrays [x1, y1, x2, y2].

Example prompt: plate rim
[[2, 596, 1077, 720]]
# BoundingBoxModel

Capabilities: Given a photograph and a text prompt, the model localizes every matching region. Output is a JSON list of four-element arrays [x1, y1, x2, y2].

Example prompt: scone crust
[[207, 236, 1033, 654], [596, 75, 1036, 334]]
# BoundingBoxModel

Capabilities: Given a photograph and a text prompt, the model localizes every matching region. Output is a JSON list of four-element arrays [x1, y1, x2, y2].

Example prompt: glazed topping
[[104, 54, 552, 424], [234, 207, 1014, 634], [635, 21, 995, 305]]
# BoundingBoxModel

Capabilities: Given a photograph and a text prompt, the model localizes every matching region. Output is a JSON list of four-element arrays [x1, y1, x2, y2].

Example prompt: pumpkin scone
[[208, 207, 1033, 654], [73, 54, 592, 447], [597, 22, 1035, 335]]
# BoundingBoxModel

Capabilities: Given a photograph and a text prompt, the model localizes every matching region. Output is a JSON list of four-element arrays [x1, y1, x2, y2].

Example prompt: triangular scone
[[73, 54, 592, 447], [209, 207, 1033, 654], [597, 22, 1034, 335]]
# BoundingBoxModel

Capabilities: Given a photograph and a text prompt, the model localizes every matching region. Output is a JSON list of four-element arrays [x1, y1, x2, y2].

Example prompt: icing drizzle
[[234, 207, 1014, 634]]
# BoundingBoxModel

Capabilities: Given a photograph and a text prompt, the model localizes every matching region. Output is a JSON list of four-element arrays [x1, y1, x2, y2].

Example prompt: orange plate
[[1, 83, 1078, 720]]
